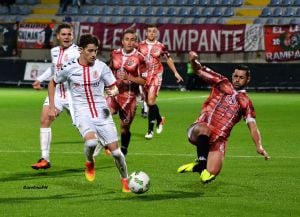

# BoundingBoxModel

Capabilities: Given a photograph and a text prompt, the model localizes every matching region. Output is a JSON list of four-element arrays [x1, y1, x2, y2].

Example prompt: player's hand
[[32, 80, 42, 90], [257, 145, 270, 160], [105, 86, 119, 97], [174, 72, 184, 83], [48, 107, 57, 121]]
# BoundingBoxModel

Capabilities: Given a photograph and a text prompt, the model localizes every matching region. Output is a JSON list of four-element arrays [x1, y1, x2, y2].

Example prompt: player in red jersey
[[106, 28, 147, 156], [138, 24, 183, 139], [177, 51, 270, 183]]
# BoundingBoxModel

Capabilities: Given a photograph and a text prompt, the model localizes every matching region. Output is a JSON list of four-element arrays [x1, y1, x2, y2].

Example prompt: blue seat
[[190, 7, 201, 17], [295, 0, 300, 6], [296, 8, 300, 17], [284, 7, 295, 17], [281, 0, 293, 6], [89, 7, 102, 15], [110, 16, 120, 23], [253, 18, 263, 24], [290, 18, 299, 25], [178, 8, 189, 17], [187, 0, 198, 5], [272, 7, 283, 16], [108, 0, 121, 5], [98, 16, 108, 23], [202, 7, 212, 17], [221, 0, 231, 6], [269, 0, 280, 6], [153, 0, 165, 5], [102, 6, 112, 15], [216, 17, 226, 24], [145, 7, 155, 16], [156, 7, 166, 16], [9, 6, 20, 15], [212, 7, 222, 16], [27, 0, 39, 5], [66, 6, 79, 15], [265, 18, 276, 25], [157, 17, 168, 24], [167, 7, 177, 16], [19, 6, 32, 15], [210, 0, 221, 5], [180, 18, 191, 24], [232, 0, 242, 6], [79, 6, 89, 15], [223, 7, 234, 17], [73, 16, 85, 22], [192, 18, 203, 24], [134, 7, 144, 16], [277, 18, 289, 25], [111, 7, 122, 16], [132, 0, 143, 5], [86, 17, 98, 22], [144, 17, 155, 24], [123, 7, 134, 16], [167, 0, 177, 5], [260, 7, 271, 17], [121, 17, 132, 23], [199, 0, 209, 6], [121, 0, 131, 5], [204, 17, 215, 24], [177, 0, 188, 5], [133, 17, 142, 23]]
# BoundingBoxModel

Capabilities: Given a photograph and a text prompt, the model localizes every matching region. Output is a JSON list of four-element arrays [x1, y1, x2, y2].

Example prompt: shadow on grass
[[112, 190, 204, 201], [0, 165, 114, 182], [0, 193, 96, 204]]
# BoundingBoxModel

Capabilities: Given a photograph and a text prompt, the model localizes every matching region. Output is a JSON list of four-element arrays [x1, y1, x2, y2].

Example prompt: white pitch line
[[0, 150, 299, 159]]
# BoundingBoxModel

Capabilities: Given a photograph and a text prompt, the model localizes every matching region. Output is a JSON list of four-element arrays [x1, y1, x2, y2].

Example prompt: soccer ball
[[128, 171, 150, 194]]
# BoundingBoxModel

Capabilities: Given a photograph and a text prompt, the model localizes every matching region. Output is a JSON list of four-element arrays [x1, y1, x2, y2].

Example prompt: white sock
[[143, 101, 149, 113], [111, 148, 128, 179], [84, 139, 98, 162], [40, 128, 51, 162]]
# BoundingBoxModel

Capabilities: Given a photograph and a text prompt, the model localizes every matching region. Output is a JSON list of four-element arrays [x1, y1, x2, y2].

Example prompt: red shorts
[[187, 123, 228, 156], [106, 93, 137, 127]]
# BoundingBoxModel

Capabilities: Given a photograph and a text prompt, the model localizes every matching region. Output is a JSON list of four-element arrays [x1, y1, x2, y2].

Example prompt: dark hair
[[122, 28, 136, 39], [236, 64, 250, 77], [55, 23, 72, 34], [78, 34, 99, 48], [147, 24, 157, 29]]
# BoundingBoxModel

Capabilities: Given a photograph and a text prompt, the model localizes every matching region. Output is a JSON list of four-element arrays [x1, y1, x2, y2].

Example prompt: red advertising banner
[[264, 25, 300, 62], [78, 23, 246, 53]]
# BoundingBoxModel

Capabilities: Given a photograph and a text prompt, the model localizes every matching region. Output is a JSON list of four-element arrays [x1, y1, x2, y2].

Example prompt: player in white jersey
[[31, 23, 80, 170], [48, 34, 130, 192]]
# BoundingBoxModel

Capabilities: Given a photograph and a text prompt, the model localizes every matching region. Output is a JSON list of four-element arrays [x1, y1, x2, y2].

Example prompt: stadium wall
[[0, 59, 299, 91]]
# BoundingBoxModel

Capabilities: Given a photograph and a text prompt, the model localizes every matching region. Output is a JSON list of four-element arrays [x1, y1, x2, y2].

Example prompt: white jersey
[[54, 59, 117, 125], [51, 43, 80, 100]]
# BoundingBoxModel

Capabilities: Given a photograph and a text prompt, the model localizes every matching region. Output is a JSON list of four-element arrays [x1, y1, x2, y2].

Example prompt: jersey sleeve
[[36, 66, 53, 82], [238, 93, 256, 120], [102, 63, 117, 87]]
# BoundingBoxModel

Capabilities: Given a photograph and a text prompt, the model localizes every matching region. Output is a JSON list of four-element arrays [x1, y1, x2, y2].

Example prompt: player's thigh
[[95, 123, 118, 146]]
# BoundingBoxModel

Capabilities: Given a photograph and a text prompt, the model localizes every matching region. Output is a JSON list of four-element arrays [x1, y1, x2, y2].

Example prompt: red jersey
[[138, 40, 170, 83], [110, 48, 147, 96], [196, 66, 256, 141]]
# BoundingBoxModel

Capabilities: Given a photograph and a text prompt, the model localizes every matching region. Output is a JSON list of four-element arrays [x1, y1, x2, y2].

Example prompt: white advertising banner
[[24, 62, 52, 81]]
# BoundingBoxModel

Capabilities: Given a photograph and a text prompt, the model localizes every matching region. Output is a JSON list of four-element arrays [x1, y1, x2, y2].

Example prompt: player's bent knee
[[85, 139, 98, 148], [111, 148, 124, 158]]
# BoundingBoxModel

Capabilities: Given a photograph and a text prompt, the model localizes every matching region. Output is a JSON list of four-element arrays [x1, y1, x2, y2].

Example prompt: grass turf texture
[[0, 88, 299, 217]]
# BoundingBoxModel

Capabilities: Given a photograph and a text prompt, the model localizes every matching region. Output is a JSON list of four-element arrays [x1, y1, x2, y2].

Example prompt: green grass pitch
[[0, 88, 299, 217]]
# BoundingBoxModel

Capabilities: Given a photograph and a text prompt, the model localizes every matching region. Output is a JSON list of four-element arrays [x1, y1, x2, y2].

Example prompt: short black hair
[[147, 24, 157, 29], [78, 34, 99, 48], [236, 64, 250, 77], [55, 23, 72, 34]]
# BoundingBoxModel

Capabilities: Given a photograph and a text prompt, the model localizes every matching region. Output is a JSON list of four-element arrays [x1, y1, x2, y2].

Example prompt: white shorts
[[76, 117, 118, 146], [43, 96, 70, 113]]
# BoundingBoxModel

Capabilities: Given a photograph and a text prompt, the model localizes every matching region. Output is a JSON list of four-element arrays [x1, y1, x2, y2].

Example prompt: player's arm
[[47, 79, 57, 120], [32, 67, 53, 90], [165, 56, 183, 83], [247, 120, 270, 160]]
